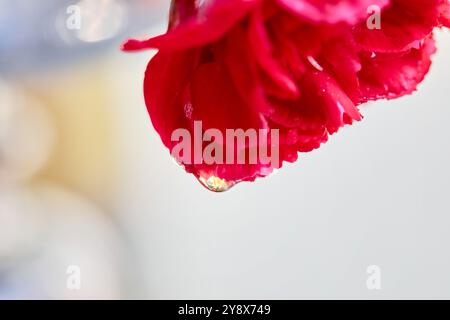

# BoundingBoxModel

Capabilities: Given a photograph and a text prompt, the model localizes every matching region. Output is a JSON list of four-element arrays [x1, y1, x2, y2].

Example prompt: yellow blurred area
[[24, 65, 117, 200], [0, 63, 125, 298]]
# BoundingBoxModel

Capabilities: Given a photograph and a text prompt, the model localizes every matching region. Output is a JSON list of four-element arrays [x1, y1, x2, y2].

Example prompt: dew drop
[[198, 175, 236, 192], [306, 56, 324, 72]]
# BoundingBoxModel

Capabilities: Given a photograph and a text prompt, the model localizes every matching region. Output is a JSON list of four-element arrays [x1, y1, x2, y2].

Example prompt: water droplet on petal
[[198, 175, 235, 192], [307, 56, 324, 72]]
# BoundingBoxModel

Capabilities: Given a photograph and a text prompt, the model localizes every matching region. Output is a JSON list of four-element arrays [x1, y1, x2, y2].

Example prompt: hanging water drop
[[198, 175, 236, 192]]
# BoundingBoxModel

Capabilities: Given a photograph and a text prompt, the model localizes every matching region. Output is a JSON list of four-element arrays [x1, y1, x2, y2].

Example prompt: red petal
[[143, 50, 200, 151], [440, 0, 450, 27], [268, 69, 361, 134], [189, 63, 266, 135], [276, 0, 389, 24], [145, 50, 278, 183], [248, 8, 300, 101], [357, 37, 437, 102], [221, 23, 274, 116], [353, 0, 441, 52], [318, 31, 362, 103], [122, 0, 260, 51], [188, 62, 274, 182]]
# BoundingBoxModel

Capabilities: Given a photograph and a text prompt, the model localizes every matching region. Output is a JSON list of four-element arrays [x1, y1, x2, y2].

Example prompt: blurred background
[[1, 0, 450, 300]]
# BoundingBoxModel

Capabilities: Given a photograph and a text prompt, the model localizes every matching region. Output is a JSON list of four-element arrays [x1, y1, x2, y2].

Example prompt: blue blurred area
[[0, 0, 166, 75]]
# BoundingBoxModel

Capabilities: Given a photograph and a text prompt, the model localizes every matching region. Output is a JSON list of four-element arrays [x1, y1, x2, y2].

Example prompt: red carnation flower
[[123, 0, 449, 191]]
